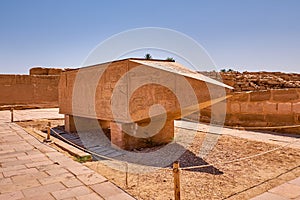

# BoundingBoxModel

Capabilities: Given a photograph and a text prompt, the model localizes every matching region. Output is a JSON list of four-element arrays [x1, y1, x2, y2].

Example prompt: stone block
[[265, 114, 294, 124], [293, 102, 300, 114], [110, 120, 174, 150], [240, 102, 263, 114], [230, 103, 240, 113], [250, 90, 271, 101], [272, 89, 299, 102], [278, 103, 292, 114], [263, 102, 278, 114]]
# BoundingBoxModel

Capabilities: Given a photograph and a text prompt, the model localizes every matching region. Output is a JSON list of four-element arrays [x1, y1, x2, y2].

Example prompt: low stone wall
[[0, 74, 60, 108], [199, 88, 300, 133]]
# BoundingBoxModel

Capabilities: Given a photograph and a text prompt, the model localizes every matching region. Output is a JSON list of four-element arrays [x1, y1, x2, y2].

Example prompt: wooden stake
[[173, 161, 181, 200], [10, 108, 14, 122], [44, 122, 52, 142], [125, 163, 128, 188]]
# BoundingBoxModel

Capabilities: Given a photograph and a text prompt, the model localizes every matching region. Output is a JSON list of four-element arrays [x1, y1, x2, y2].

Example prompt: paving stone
[[67, 166, 94, 176], [0, 164, 27, 173], [0, 177, 13, 185], [76, 173, 107, 185], [38, 173, 74, 185], [61, 177, 83, 188], [46, 167, 69, 176], [17, 153, 48, 160], [76, 193, 104, 200], [25, 160, 54, 168], [51, 185, 92, 200], [0, 109, 134, 200], [91, 182, 135, 200], [251, 192, 289, 200], [22, 193, 56, 200], [0, 191, 24, 200], [288, 177, 300, 186], [1, 158, 35, 167], [0, 151, 26, 159], [106, 192, 136, 200], [269, 183, 300, 199], [11, 171, 49, 183], [22, 182, 66, 198], [3, 167, 39, 178]]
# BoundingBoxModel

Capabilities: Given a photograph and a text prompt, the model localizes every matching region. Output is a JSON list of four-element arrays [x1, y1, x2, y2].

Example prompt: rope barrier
[[182, 117, 300, 130], [180, 138, 299, 170]]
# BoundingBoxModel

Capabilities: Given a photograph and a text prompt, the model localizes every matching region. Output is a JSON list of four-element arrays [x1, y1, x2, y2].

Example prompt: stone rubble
[[200, 71, 300, 92]]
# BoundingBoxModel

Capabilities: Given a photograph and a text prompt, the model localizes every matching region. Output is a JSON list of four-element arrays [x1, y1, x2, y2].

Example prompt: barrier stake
[[173, 161, 181, 200]]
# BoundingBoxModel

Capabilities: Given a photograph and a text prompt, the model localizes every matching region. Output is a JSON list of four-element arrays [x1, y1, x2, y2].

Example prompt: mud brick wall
[[200, 88, 300, 133], [0, 74, 60, 107]]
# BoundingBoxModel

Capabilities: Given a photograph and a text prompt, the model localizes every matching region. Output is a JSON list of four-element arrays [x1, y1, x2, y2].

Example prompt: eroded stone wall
[[199, 88, 300, 133], [0, 74, 60, 108]]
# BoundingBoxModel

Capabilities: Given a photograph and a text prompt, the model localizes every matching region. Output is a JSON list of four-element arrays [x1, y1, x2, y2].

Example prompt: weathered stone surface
[[272, 89, 299, 102]]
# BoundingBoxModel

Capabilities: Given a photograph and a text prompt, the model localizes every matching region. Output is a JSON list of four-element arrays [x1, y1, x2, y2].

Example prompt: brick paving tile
[[3, 167, 38, 178], [76, 173, 107, 185], [36, 163, 63, 172], [0, 177, 13, 185], [1, 158, 35, 167], [22, 193, 56, 200], [51, 185, 92, 200], [0, 191, 24, 200], [67, 166, 94, 176], [0, 109, 135, 200], [251, 192, 289, 200], [288, 177, 300, 186], [22, 182, 66, 198], [269, 183, 300, 199], [46, 167, 69, 176], [61, 177, 84, 188], [11, 171, 49, 183], [106, 193, 136, 200], [0, 183, 17, 194], [90, 182, 135, 200], [25, 160, 54, 168], [0, 152, 26, 159], [38, 173, 75, 185], [17, 153, 48, 160], [0, 164, 27, 173], [76, 193, 104, 200]]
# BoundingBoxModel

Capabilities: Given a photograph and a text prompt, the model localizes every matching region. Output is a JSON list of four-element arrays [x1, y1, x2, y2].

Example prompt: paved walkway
[[0, 109, 135, 200], [251, 177, 300, 200]]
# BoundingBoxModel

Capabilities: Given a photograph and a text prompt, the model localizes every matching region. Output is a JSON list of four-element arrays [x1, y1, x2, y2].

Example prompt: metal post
[[173, 161, 181, 200]]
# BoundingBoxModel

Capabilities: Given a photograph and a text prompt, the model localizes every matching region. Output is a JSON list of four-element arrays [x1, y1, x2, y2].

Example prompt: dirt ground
[[85, 132, 300, 200], [18, 120, 300, 200]]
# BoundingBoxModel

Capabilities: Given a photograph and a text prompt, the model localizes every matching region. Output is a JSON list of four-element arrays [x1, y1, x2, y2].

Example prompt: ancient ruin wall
[[0, 74, 60, 108], [200, 88, 300, 133]]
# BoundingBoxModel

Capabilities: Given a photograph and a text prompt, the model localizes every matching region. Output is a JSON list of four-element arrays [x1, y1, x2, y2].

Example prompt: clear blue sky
[[1, 0, 300, 74]]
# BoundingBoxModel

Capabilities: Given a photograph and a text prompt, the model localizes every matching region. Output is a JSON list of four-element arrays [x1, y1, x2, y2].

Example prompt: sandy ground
[[18, 120, 300, 200], [84, 132, 300, 200]]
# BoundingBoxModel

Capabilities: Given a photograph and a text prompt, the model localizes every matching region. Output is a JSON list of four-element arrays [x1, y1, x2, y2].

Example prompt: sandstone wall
[[0, 74, 60, 108], [199, 88, 300, 133]]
